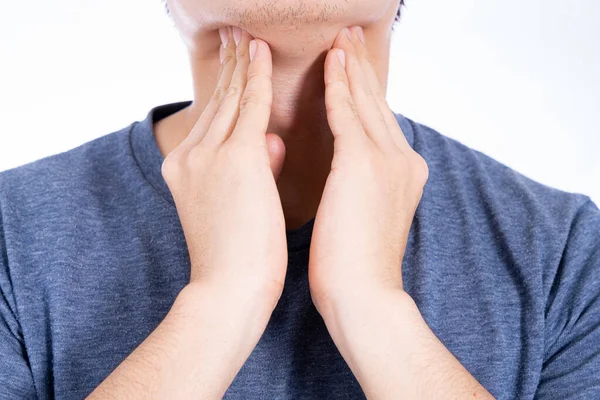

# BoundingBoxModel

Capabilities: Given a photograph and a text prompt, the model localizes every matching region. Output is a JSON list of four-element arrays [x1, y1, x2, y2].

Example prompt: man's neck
[[155, 25, 392, 230]]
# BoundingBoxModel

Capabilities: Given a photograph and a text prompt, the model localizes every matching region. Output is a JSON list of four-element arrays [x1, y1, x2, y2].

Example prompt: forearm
[[88, 282, 274, 400], [319, 288, 493, 399]]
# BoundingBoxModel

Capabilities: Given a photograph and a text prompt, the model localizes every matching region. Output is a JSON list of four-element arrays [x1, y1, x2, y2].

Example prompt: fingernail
[[355, 26, 365, 44], [232, 27, 242, 45], [219, 28, 229, 47], [344, 27, 352, 41], [337, 49, 346, 68], [220, 44, 225, 64], [249, 40, 258, 62]]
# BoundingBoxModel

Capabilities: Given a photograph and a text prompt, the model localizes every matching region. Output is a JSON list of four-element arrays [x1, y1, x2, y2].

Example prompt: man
[[0, 0, 598, 398]]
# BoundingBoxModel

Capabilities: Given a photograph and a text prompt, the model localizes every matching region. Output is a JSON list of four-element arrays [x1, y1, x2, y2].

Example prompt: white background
[[0, 0, 598, 203]]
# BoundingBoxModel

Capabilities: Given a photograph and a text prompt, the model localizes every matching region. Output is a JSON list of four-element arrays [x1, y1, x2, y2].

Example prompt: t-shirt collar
[[129, 100, 415, 251]]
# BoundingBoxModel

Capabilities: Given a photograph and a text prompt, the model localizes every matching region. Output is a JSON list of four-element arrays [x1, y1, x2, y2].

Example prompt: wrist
[[144, 282, 277, 399], [317, 287, 420, 361], [314, 284, 417, 326], [319, 287, 492, 399], [317, 288, 431, 397], [175, 280, 279, 327], [190, 267, 284, 309]]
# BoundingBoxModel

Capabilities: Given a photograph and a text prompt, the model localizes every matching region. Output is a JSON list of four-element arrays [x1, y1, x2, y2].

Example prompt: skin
[[88, 1, 495, 398], [155, 0, 399, 229]]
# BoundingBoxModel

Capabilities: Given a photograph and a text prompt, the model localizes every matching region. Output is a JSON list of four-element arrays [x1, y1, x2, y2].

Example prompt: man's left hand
[[308, 25, 493, 399], [308, 25, 428, 314]]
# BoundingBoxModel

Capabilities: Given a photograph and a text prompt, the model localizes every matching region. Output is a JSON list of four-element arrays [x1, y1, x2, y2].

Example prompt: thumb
[[265, 133, 286, 182]]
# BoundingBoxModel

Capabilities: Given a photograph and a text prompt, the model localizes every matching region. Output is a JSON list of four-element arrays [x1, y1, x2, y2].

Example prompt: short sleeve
[[536, 198, 600, 398], [0, 199, 37, 399]]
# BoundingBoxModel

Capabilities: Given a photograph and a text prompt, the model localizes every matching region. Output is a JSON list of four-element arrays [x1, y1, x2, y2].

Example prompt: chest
[[12, 213, 544, 399]]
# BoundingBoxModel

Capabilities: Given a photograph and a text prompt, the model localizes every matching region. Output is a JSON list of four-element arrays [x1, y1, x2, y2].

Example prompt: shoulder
[[402, 114, 593, 225], [0, 122, 137, 212], [397, 113, 598, 292]]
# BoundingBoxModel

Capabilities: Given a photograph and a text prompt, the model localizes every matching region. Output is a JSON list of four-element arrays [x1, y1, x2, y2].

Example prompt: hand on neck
[[154, 9, 396, 229]]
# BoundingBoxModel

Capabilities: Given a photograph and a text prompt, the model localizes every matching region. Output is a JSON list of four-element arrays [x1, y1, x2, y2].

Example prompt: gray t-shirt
[[1, 101, 599, 399]]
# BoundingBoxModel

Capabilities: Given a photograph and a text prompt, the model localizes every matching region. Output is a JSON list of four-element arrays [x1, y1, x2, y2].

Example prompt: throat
[[155, 48, 336, 232]]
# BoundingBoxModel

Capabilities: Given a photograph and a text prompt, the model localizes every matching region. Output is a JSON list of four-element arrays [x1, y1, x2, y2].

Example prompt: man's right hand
[[88, 27, 287, 399], [162, 26, 287, 307]]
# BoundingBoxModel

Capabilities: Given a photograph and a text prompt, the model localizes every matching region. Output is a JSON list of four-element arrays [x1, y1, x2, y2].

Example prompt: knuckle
[[333, 138, 371, 169], [225, 85, 242, 99], [246, 66, 262, 81], [161, 152, 185, 182], [186, 146, 209, 169], [240, 95, 271, 113], [236, 46, 248, 59], [246, 72, 271, 89], [326, 94, 358, 118], [326, 69, 348, 88], [325, 59, 349, 85], [211, 86, 227, 102], [221, 139, 246, 157], [395, 152, 411, 171], [410, 153, 430, 185], [229, 140, 257, 158], [225, 139, 267, 165], [222, 52, 236, 66], [240, 83, 272, 112]]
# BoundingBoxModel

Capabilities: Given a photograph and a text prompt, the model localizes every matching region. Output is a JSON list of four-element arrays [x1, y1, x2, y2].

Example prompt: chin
[[170, 0, 397, 57]]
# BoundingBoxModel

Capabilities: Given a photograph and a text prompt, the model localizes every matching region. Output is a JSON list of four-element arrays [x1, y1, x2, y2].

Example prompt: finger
[[265, 133, 286, 182], [181, 27, 237, 150], [229, 39, 273, 146], [350, 26, 411, 151], [324, 47, 369, 150], [332, 27, 395, 151], [203, 27, 253, 147]]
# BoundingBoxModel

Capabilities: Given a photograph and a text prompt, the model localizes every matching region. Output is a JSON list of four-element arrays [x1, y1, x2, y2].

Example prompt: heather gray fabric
[[1, 100, 599, 399]]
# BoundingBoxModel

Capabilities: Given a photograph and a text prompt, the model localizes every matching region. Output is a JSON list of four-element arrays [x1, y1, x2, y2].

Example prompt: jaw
[[171, 0, 398, 59]]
